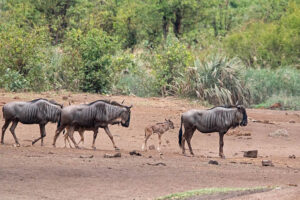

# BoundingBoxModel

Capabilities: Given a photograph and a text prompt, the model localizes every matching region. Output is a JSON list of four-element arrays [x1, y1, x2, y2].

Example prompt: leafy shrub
[[244, 67, 300, 104], [152, 34, 193, 96], [64, 28, 119, 93], [0, 68, 28, 91], [224, 2, 300, 68], [179, 55, 249, 105]]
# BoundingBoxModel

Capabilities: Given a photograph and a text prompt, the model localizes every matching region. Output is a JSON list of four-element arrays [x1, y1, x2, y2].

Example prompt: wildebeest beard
[[121, 114, 130, 127], [240, 110, 248, 126]]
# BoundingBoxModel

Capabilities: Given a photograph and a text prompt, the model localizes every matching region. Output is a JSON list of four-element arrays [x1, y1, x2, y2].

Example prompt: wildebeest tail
[[178, 115, 183, 147]]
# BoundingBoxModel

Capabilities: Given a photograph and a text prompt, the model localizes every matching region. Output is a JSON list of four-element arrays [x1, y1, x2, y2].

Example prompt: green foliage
[[152, 34, 193, 96], [180, 55, 249, 105], [64, 28, 119, 93], [0, 68, 28, 91], [0, 0, 299, 110], [244, 67, 300, 105], [224, 2, 300, 68]]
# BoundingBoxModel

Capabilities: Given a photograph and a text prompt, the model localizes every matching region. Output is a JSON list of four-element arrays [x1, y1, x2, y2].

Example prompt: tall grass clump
[[179, 55, 249, 105], [245, 67, 300, 109]]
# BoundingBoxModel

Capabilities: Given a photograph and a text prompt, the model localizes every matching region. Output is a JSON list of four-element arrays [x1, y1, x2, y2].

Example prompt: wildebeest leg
[[77, 130, 85, 146], [67, 126, 79, 149], [219, 132, 225, 158], [92, 129, 99, 150], [63, 130, 73, 148], [104, 126, 119, 150], [52, 124, 66, 147], [142, 129, 152, 151], [9, 120, 20, 146], [186, 128, 196, 156], [32, 124, 46, 146], [1, 119, 11, 144], [157, 134, 162, 152]]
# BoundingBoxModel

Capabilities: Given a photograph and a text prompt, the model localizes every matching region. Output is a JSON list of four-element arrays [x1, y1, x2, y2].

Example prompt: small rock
[[208, 160, 219, 165], [240, 162, 252, 165], [289, 155, 296, 159], [288, 183, 298, 187], [80, 155, 94, 159], [243, 150, 258, 158], [129, 150, 142, 156], [148, 156, 152, 158], [147, 162, 166, 166], [262, 160, 274, 167], [166, 140, 170, 144], [289, 120, 295, 123], [13, 96, 20, 99], [149, 145, 155, 150], [62, 96, 68, 100], [104, 153, 121, 158], [269, 129, 289, 137], [48, 151, 54, 154]]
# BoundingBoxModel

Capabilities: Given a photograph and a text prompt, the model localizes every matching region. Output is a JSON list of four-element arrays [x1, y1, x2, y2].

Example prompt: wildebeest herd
[[1, 98, 248, 158]]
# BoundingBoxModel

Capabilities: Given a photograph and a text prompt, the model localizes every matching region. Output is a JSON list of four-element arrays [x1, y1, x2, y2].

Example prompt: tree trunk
[[173, 8, 182, 38]]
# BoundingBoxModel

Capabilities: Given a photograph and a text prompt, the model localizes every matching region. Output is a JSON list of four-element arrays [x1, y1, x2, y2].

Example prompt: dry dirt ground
[[0, 91, 300, 200]]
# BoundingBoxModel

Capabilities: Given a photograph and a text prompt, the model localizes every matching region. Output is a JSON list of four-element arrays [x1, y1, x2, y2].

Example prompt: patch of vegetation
[[244, 67, 300, 109], [156, 186, 273, 200], [0, 0, 299, 109]]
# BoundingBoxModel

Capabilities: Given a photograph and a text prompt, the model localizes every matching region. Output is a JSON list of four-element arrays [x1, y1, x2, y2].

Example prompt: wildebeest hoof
[[14, 143, 20, 147], [220, 155, 226, 159]]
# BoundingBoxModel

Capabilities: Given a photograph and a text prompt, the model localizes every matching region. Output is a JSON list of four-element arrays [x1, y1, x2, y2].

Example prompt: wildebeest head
[[165, 119, 175, 129], [120, 105, 132, 127], [236, 105, 248, 126]]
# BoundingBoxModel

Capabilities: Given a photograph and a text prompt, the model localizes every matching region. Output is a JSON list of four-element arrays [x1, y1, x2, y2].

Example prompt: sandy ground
[[0, 91, 299, 200]]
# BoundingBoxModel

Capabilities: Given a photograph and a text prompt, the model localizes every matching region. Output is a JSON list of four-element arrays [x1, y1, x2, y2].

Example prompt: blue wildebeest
[[1, 98, 63, 146], [142, 119, 174, 152], [178, 105, 248, 158], [52, 100, 132, 149]]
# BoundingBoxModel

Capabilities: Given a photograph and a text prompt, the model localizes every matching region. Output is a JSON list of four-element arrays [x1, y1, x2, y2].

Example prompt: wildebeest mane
[[88, 99, 129, 108], [30, 98, 62, 108], [207, 105, 236, 110]]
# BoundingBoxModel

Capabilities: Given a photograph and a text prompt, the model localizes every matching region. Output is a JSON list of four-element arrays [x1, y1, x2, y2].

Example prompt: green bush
[[177, 55, 249, 105], [152, 34, 193, 96], [224, 2, 300, 68], [0, 23, 50, 91], [0, 68, 28, 91], [63, 28, 119, 93], [244, 67, 300, 105]]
